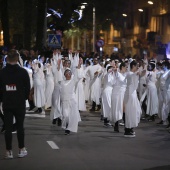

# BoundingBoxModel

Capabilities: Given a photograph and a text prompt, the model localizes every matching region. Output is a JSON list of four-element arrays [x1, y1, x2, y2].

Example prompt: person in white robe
[[44, 58, 54, 109], [141, 61, 158, 121], [84, 60, 91, 102], [111, 62, 127, 132], [73, 57, 86, 111], [23, 60, 35, 111], [60, 69, 81, 135], [32, 59, 45, 113], [101, 66, 115, 127], [124, 60, 142, 137], [159, 61, 170, 126], [85, 57, 102, 111]]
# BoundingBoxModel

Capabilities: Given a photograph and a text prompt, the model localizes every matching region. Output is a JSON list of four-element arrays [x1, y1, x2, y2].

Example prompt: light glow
[[148, 1, 153, 5], [122, 14, 127, 17], [138, 9, 144, 12]]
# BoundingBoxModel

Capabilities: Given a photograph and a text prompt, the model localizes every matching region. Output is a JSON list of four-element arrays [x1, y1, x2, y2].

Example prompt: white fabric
[[45, 64, 54, 109], [74, 66, 86, 111], [145, 71, 158, 116], [111, 72, 127, 122], [50, 83, 62, 120], [60, 77, 81, 133], [124, 72, 142, 128], [101, 73, 114, 119], [32, 63, 45, 107]]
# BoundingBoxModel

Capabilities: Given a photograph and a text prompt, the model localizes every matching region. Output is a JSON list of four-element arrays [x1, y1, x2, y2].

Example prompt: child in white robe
[[60, 69, 81, 135]]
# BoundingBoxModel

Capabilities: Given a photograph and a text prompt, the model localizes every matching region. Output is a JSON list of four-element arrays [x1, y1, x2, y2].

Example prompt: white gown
[[111, 72, 127, 122], [74, 66, 86, 111], [101, 72, 113, 119], [124, 72, 142, 128], [60, 77, 81, 133], [160, 70, 170, 121], [50, 83, 62, 120], [145, 71, 158, 116], [85, 64, 102, 105], [45, 64, 54, 109], [32, 63, 45, 108]]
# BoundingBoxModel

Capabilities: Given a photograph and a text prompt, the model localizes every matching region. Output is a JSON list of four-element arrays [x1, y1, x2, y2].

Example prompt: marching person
[[60, 69, 81, 135], [124, 60, 142, 137], [0, 49, 30, 158]]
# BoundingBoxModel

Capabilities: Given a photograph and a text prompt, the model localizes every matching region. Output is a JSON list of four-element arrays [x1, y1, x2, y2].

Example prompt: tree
[[0, 0, 10, 47], [36, 0, 47, 50], [23, 0, 33, 49]]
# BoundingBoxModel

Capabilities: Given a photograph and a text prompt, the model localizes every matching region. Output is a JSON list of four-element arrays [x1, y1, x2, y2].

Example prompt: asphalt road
[[0, 107, 170, 170]]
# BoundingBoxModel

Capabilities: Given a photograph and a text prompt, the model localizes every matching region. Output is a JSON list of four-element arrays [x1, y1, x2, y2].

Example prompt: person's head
[[64, 69, 72, 80], [119, 62, 127, 73], [162, 61, 170, 71], [156, 62, 162, 70], [86, 60, 90, 67], [7, 49, 19, 64], [93, 57, 98, 65], [107, 66, 113, 73], [130, 60, 138, 72], [147, 61, 156, 71], [64, 59, 71, 68]]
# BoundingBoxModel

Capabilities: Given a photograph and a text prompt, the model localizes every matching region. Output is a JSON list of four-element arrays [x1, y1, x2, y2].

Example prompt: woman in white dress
[[32, 59, 45, 113], [44, 58, 54, 109], [101, 66, 114, 127], [144, 61, 158, 121], [111, 62, 127, 132], [60, 69, 81, 135], [74, 57, 86, 111], [124, 60, 142, 137]]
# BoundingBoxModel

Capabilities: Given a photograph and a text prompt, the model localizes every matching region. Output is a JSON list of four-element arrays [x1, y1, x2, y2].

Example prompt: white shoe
[[4, 150, 13, 159], [18, 148, 28, 158]]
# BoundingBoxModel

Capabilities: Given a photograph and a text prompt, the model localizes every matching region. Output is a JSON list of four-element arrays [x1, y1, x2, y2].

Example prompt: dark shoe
[[130, 128, 135, 135], [114, 127, 119, 132], [104, 122, 113, 128], [1, 126, 5, 133], [65, 130, 70, 135], [124, 132, 135, 137], [58, 118, 62, 126], [166, 124, 170, 129], [89, 108, 95, 112], [100, 115, 104, 122], [28, 106, 36, 111], [157, 120, 163, 125], [52, 118, 57, 125]]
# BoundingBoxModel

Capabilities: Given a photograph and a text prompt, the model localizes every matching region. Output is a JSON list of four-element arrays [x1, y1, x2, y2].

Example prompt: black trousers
[[3, 108, 25, 150]]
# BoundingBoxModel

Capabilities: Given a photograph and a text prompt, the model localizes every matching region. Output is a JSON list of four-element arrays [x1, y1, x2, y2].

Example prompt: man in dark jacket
[[0, 49, 30, 159]]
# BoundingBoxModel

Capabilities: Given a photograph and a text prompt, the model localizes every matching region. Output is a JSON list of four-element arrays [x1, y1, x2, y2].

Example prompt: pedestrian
[[0, 49, 30, 158], [60, 69, 81, 135], [124, 60, 142, 137], [111, 62, 127, 132]]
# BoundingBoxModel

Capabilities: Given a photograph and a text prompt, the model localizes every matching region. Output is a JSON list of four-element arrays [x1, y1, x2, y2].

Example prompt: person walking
[[0, 49, 30, 159]]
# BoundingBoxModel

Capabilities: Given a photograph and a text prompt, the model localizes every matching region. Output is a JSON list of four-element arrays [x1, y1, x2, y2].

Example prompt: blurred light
[[148, 1, 153, 5], [1, 31, 3, 34], [122, 14, 127, 17], [46, 13, 52, 17], [82, 2, 87, 5], [138, 9, 144, 12], [80, 5, 85, 9]]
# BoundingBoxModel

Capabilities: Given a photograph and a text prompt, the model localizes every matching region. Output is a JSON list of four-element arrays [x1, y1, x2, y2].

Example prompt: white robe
[[101, 73, 113, 119], [32, 63, 45, 108], [45, 64, 54, 109], [74, 66, 86, 111], [50, 83, 62, 120], [145, 71, 158, 116], [160, 70, 170, 121], [111, 72, 127, 122], [85, 64, 102, 105], [124, 72, 142, 128], [60, 77, 81, 133]]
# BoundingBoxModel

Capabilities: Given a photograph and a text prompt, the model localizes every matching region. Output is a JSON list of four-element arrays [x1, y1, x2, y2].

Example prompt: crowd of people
[[0, 46, 170, 159]]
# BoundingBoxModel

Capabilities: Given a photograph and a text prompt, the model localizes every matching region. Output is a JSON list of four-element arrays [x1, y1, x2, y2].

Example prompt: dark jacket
[[0, 63, 30, 109]]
